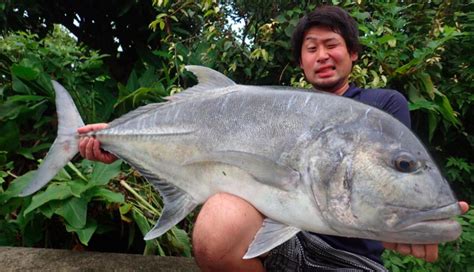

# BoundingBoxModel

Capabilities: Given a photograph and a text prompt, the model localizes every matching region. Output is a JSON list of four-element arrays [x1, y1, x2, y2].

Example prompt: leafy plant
[[0, 160, 124, 247]]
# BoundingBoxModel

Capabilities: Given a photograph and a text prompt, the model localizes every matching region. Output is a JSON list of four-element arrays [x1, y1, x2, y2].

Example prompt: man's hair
[[291, 6, 361, 64]]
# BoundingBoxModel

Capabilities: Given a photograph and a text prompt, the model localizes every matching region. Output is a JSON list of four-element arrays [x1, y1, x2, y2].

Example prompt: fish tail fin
[[19, 81, 85, 196]]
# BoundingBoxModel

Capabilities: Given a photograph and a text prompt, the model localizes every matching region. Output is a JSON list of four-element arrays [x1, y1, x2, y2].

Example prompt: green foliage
[[0, 160, 124, 247]]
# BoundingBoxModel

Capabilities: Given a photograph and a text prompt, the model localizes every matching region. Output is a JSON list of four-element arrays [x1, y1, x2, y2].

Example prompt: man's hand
[[383, 201, 469, 262], [78, 123, 118, 164]]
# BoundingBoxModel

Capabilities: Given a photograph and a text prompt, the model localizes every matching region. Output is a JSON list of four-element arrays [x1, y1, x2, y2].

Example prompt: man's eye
[[327, 44, 338, 49]]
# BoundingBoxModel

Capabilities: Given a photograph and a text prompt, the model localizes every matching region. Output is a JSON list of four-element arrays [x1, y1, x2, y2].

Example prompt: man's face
[[300, 26, 358, 95]]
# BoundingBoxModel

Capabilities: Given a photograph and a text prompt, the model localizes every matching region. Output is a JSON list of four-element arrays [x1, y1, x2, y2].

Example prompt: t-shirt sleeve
[[366, 89, 412, 129]]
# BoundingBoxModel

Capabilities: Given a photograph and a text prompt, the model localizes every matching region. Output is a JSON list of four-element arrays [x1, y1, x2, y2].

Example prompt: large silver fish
[[20, 66, 462, 258]]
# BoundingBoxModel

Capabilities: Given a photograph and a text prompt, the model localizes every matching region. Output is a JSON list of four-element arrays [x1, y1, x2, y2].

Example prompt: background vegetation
[[1, 0, 473, 270]]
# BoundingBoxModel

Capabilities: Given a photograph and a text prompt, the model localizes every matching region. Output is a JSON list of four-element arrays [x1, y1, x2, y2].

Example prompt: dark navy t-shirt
[[316, 84, 411, 264]]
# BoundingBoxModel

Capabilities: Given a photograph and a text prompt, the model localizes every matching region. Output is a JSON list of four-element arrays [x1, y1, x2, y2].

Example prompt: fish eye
[[393, 152, 418, 173]]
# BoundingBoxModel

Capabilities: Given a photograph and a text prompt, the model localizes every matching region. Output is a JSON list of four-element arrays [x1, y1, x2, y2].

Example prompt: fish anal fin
[[243, 218, 300, 259], [113, 156, 198, 240], [143, 178, 198, 240]]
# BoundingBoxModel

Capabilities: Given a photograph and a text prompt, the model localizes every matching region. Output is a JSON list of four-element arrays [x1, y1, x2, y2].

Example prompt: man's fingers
[[460, 201, 469, 214], [395, 244, 411, 255], [77, 123, 108, 134], [85, 137, 95, 160], [92, 138, 103, 160], [424, 244, 438, 263], [410, 244, 425, 259], [79, 137, 90, 158], [385, 242, 439, 262], [382, 242, 396, 250]]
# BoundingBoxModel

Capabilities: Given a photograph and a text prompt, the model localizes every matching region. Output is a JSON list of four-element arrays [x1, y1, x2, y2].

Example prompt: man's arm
[[77, 123, 118, 164]]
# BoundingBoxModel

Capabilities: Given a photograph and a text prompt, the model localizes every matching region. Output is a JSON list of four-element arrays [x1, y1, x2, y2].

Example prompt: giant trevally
[[20, 66, 462, 258]]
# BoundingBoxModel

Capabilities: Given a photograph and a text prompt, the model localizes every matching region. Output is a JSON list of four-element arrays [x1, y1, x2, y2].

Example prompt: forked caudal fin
[[19, 81, 85, 196]]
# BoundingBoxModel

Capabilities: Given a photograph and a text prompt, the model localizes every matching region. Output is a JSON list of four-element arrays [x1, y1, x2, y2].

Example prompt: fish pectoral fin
[[184, 151, 300, 191], [243, 218, 300, 259], [143, 179, 198, 240]]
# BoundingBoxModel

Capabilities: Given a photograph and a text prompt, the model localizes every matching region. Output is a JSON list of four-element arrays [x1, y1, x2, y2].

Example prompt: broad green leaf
[[152, 50, 171, 59], [119, 203, 132, 215], [65, 218, 98, 246], [419, 73, 435, 100], [16, 148, 35, 160], [0, 171, 35, 203], [394, 58, 421, 75], [378, 34, 395, 45], [138, 68, 157, 87], [38, 202, 55, 218], [408, 100, 437, 111], [67, 180, 89, 197], [11, 76, 31, 94], [0, 100, 28, 120], [88, 160, 122, 187], [132, 208, 151, 235], [55, 197, 88, 229], [53, 167, 72, 181], [24, 183, 74, 215], [132, 208, 161, 255], [436, 95, 461, 126], [125, 69, 139, 93], [170, 227, 192, 257], [7, 95, 45, 103], [119, 203, 133, 222], [84, 187, 124, 203], [427, 111, 438, 142], [11, 64, 39, 80]]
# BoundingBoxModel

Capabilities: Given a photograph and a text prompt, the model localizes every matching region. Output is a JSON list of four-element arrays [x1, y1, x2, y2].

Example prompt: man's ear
[[350, 52, 358, 62]]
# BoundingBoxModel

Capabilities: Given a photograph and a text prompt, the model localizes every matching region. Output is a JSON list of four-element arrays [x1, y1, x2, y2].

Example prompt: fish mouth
[[382, 218, 462, 244], [392, 202, 461, 230], [380, 202, 462, 243]]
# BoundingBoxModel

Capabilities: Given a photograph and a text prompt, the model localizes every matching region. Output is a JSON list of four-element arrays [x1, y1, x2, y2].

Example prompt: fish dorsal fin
[[183, 150, 300, 192], [244, 218, 300, 259], [166, 66, 236, 102], [186, 65, 236, 90]]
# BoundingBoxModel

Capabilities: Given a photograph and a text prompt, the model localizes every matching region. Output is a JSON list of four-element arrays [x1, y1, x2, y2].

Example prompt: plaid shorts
[[263, 232, 388, 272]]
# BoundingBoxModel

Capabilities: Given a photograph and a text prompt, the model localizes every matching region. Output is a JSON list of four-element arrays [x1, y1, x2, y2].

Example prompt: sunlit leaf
[[24, 183, 73, 215], [88, 160, 122, 187], [65, 218, 98, 246], [55, 197, 88, 229]]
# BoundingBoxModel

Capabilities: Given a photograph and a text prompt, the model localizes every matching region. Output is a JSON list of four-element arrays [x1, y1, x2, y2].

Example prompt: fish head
[[305, 112, 462, 243]]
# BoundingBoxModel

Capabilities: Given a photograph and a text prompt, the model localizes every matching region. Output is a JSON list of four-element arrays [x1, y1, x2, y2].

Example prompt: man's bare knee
[[193, 193, 265, 271]]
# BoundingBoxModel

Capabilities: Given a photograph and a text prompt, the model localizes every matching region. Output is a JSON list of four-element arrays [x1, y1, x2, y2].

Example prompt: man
[[79, 5, 468, 271]]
